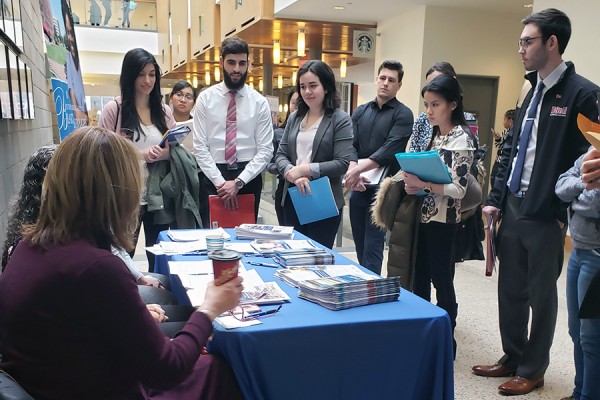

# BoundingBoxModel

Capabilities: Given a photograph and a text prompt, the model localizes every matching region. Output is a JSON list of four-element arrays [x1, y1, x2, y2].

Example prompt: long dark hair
[[119, 48, 168, 141], [2, 145, 57, 270], [62, 0, 80, 69], [295, 60, 340, 119], [422, 75, 470, 148]]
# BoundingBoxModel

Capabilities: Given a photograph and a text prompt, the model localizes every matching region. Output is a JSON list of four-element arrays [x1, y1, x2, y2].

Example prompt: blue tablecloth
[[155, 230, 454, 400]]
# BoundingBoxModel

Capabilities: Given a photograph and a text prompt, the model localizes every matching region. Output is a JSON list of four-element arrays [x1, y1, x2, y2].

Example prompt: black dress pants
[[496, 194, 565, 378]]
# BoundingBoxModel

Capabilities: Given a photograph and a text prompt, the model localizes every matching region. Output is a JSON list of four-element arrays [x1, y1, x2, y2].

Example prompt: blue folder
[[288, 176, 339, 225], [395, 150, 452, 184]]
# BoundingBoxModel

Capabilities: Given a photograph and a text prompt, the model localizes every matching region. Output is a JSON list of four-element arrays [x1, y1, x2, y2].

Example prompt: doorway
[[458, 75, 498, 195]]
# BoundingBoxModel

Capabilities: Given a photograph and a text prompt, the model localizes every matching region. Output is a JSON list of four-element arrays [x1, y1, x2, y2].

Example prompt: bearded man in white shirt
[[193, 37, 273, 221]]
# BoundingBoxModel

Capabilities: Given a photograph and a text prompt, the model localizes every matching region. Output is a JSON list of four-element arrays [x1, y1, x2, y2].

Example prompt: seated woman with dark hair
[[0, 127, 243, 399]]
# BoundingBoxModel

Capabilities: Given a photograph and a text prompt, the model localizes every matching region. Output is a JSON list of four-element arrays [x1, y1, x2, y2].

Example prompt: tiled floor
[[135, 191, 577, 399]]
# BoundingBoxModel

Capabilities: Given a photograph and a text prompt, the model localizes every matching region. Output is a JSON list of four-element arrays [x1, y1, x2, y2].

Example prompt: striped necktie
[[225, 90, 237, 166]]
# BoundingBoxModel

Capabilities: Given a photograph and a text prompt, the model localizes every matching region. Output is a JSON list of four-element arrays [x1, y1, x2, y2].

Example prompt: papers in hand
[[288, 176, 339, 225], [395, 150, 452, 195], [343, 159, 388, 187], [577, 113, 600, 150], [159, 124, 192, 147]]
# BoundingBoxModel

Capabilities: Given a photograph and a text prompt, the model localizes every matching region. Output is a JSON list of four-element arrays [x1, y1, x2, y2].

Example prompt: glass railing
[[69, 0, 157, 31]]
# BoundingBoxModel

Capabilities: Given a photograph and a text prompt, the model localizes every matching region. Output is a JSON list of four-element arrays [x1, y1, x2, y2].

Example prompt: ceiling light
[[205, 72, 211, 86], [297, 29, 305, 57], [284, 103, 288, 113], [273, 40, 281, 64], [214, 66, 220, 81], [278, 104, 283, 113], [277, 74, 283, 89], [292, 70, 297, 86], [333, 6, 344, 10], [340, 57, 347, 78], [259, 78, 263, 92]]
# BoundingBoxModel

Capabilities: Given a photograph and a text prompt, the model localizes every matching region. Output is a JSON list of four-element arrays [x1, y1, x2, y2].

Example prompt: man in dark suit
[[472, 8, 600, 396], [343, 60, 413, 275]]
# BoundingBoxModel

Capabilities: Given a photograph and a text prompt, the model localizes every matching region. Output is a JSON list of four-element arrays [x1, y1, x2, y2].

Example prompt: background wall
[[0, 0, 55, 249]]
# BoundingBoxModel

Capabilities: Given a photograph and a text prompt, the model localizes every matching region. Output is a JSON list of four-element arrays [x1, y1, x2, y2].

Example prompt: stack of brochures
[[250, 239, 316, 256], [296, 275, 402, 310], [275, 264, 373, 288], [235, 224, 294, 240], [273, 248, 334, 267]]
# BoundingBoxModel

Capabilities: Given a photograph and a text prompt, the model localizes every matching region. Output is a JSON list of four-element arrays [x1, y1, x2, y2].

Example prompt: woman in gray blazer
[[275, 60, 354, 248]]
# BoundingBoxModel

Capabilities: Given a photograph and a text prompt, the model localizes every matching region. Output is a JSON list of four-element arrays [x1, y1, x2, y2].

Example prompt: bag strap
[[113, 99, 120, 132]]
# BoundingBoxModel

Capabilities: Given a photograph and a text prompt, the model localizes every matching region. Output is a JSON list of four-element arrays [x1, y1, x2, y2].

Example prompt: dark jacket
[[147, 144, 202, 228], [371, 176, 421, 291], [274, 109, 354, 209], [487, 62, 599, 223]]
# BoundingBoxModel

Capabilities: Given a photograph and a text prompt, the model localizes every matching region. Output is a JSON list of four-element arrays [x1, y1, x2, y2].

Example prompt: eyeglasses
[[518, 36, 541, 49], [173, 91, 195, 102], [228, 304, 282, 322]]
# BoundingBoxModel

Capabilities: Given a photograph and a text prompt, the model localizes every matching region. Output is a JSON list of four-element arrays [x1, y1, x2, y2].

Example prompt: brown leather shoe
[[472, 363, 516, 377], [498, 375, 544, 395]]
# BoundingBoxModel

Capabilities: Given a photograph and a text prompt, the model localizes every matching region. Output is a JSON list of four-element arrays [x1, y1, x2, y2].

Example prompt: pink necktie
[[225, 91, 237, 166]]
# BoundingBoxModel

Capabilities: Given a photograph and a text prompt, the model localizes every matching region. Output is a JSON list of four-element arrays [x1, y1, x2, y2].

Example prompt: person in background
[[409, 62, 477, 153], [0, 127, 243, 399], [490, 109, 515, 188], [121, 0, 131, 28], [99, 48, 201, 272], [403, 75, 475, 358], [89, 0, 101, 26], [193, 37, 273, 219], [410, 61, 485, 263], [473, 9, 599, 396], [343, 60, 413, 275], [555, 146, 600, 400], [101, 0, 111, 26], [274, 60, 354, 248], [267, 88, 299, 225]]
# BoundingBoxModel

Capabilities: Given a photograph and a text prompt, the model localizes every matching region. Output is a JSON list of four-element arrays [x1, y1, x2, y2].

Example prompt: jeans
[[349, 189, 386, 274], [567, 248, 600, 400]]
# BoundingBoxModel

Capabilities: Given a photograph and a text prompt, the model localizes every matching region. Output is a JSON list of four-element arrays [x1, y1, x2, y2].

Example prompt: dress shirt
[[508, 61, 567, 192], [193, 82, 274, 187], [351, 97, 413, 175]]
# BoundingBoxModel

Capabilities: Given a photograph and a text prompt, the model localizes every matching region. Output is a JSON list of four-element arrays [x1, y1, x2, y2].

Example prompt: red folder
[[208, 194, 255, 228]]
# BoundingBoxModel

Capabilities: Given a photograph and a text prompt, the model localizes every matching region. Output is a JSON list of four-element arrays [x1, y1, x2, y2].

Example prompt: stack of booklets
[[273, 248, 334, 267], [275, 264, 372, 288], [250, 239, 316, 256], [296, 275, 402, 311], [235, 224, 294, 240]]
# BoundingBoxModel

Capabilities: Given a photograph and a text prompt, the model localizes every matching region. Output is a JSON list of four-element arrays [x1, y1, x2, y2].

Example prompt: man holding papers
[[472, 9, 600, 396], [343, 60, 413, 274], [193, 37, 273, 219]]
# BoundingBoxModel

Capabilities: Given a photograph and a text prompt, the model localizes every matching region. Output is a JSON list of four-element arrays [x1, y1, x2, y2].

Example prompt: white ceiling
[[276, 0, 532, 24]]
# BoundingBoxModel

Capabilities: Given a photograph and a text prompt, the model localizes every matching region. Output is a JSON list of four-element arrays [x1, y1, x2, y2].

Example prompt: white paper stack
[[235, 224, 294, 240]]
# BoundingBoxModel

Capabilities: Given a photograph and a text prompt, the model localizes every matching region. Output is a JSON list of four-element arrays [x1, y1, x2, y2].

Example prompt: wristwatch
[[423, 183, 432, 194], [235, 178, 245, 189]]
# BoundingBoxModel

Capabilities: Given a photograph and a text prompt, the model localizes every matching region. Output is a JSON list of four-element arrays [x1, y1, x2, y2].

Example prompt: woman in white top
[[403, 74, 476, 357], [274, 60, 354, 248], [99, 48, 176, 272]]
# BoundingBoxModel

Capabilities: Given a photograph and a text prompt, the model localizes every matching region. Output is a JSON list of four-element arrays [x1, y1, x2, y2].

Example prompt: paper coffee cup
[[210, 249, 241, 286]]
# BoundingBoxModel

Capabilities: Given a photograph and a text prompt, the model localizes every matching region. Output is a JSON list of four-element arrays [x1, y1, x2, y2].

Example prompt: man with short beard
[[193, 37, 273, 221]]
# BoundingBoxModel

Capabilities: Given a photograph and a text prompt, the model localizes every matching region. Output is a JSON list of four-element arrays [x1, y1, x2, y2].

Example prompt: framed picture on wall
[[7, 48, 21, 119], [26, 63, 33, 118], [18, 58, 27, 118], [0, 42, 12, 119]]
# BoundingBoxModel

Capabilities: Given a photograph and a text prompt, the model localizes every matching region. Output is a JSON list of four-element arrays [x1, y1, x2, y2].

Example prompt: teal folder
[[288, 176, 339, 225], [395, 150, 452, 184]]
